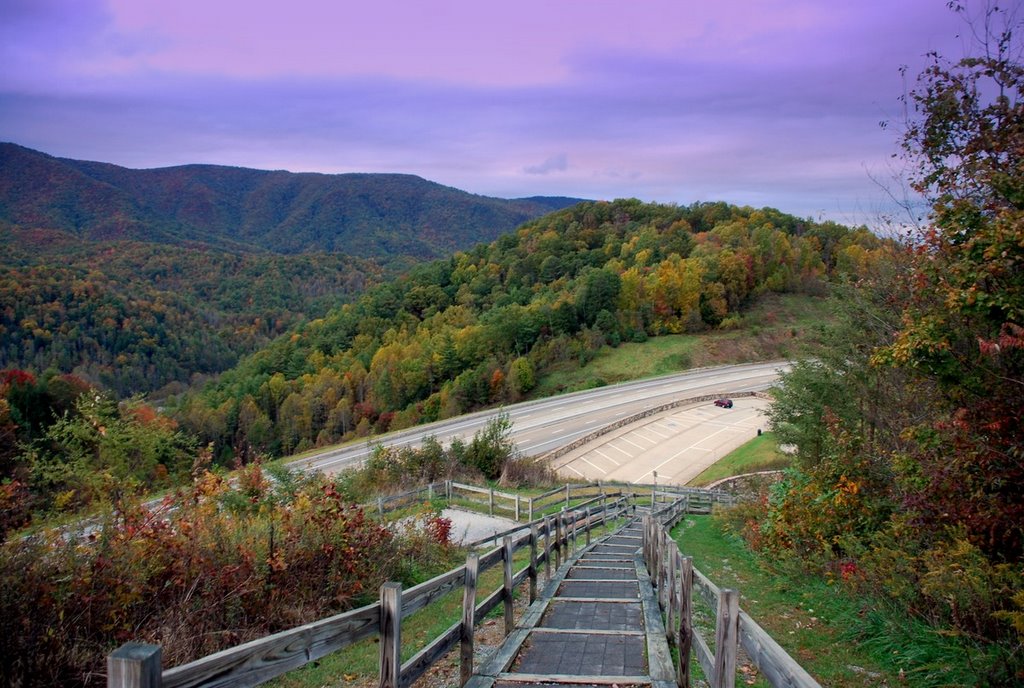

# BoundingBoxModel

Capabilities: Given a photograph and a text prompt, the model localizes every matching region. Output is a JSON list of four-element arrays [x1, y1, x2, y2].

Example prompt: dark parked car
[[714, 398, 733, 408]]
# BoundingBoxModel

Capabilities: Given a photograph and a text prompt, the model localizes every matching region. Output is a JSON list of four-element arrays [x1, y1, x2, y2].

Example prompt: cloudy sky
[[1, 1, 974, 225]]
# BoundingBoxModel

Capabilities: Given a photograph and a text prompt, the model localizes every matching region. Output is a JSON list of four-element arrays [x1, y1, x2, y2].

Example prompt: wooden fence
[[106, 497, 632, 688], [642, 499, 820, 688], [367, 479, 728, 524]]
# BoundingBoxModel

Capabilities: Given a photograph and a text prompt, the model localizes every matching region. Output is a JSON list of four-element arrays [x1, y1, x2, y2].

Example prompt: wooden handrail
[[108, 497, 632, 687], [643, 499, 821, 688]]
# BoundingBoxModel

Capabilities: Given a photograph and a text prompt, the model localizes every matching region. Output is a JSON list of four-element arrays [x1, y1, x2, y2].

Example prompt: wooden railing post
[[712, 588, 739, 688], [585, 507, 591, 546], [565, 483, 570, 506], [515, 494, 520, 521], [544, 516, 552, 579], [641, 514, 650, 569], [502, 536, 514, 635], [108, 643, 161, 688], [488, 487, 494, 516], [666, 533, 677, 643], [529, 524, 538, 603], [678, 554, 693, 688], [379, 583, 402, 688], [446, 480, 452, 501], [528, 496, 534, 522], [554, 514, 563, 569], [660, 531, 671, 611], [461, 552, 479, 687]]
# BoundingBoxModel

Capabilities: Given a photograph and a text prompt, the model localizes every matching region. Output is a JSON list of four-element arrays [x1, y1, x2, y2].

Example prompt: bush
[[0, 467, 410, 686]]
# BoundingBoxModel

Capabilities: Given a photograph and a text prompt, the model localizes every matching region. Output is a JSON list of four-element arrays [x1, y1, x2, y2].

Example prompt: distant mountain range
[[0, 142, 584, 258], [0, 143, 585, 395]]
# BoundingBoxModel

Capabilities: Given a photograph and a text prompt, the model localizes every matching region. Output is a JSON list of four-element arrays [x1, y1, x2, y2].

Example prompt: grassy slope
[[688, 432, 791, 486], [531, 293, 833, 398], [673, 515, 897, 687]]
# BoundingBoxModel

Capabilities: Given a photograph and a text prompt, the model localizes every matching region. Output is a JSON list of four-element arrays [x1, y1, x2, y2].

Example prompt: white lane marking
[[636, 424, 735, 481], [620, 436, 649, 451], [608, 443, 634, 458], [635, 430, 664, 444], [644, 425, 671, 439], [595, 448, 621, 466], [579, 456, 608, 474], [565, 464, 586, 477]]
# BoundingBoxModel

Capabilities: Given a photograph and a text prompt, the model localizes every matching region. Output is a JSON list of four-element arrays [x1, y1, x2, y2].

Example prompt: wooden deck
[[466, 517, 676, 688]]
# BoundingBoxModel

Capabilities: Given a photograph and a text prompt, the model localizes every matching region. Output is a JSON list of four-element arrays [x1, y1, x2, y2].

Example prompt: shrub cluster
[[0, 464, 460, 687], [339, 412, 546, 501]]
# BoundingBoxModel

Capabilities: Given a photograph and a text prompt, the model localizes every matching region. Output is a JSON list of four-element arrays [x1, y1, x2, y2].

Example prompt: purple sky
[[0, 1, 974, 225]]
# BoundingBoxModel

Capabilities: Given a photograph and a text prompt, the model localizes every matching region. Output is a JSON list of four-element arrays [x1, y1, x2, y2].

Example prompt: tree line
[[174, 199, 884, 463]]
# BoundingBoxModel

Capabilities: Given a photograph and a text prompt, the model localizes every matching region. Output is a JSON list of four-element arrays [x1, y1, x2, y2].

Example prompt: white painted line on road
[[565, 464, 586, 477], [595, 448, 620, 466], [635, 430, 664, 444], [620, 436, 649, 451], [636, 424, 735, 481], [579, 456, 608, 474], [608, 443, 634, 458], [644, 425, 671, 439]]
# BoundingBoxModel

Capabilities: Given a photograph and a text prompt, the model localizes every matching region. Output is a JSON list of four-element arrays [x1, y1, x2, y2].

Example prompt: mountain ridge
[[0, 142, 586, 258]]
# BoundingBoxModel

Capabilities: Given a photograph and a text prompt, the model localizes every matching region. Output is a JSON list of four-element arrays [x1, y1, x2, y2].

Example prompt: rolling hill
[[0, 143, 584, 395], [0, 143, 582, 258]]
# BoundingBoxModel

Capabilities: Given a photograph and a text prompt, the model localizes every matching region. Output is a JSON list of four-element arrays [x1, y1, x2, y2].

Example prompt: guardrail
[[642, 498, 820, 688], [106, 497, 632, 688]]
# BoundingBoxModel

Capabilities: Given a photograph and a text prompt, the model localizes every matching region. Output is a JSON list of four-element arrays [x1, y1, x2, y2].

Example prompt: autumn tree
[[877, 1, 1024, 559]]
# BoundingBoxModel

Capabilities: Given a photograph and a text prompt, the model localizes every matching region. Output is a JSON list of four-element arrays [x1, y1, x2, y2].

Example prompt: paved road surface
[[287, 361, 788, 475], [552, 396, 769, 485]]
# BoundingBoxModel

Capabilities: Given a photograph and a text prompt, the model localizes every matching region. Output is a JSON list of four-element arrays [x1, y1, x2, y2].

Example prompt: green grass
[[532, 293, 835, 398], [673, 515, 894, 687], [688, 432, 792, 486], [672, 515, 1001, 687]]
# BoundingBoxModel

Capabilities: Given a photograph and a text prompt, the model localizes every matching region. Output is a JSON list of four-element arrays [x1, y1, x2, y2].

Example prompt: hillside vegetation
[[0, 233, 381, 396], [0, 144, 581, 395], [176, 198, 885, 463], [735, 14, 1024, 683]]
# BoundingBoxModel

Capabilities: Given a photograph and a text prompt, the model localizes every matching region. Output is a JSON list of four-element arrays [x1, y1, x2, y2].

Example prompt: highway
[[287, 361, 788, 476]]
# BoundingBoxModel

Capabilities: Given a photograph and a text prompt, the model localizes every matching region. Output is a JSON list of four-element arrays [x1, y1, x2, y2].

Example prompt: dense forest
[[0, 231, 382, 395], [0, 146, 581, 395], [175, 198, 884, 463]]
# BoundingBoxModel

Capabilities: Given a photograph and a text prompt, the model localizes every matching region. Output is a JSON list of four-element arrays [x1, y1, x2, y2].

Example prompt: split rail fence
[[107, 496, 633, 688], [642, 498, 820, 688]]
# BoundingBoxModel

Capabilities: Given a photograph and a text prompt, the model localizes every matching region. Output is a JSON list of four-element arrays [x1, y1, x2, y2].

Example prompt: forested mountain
[[0, 143, 582, 258], [0, 144, 583, 395], [0, 230, 381, 395], [176, 198, 885, 462]]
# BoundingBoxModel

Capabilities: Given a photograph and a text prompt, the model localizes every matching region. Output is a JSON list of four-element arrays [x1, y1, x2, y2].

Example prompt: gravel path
[[442, 507, 519, 544]]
